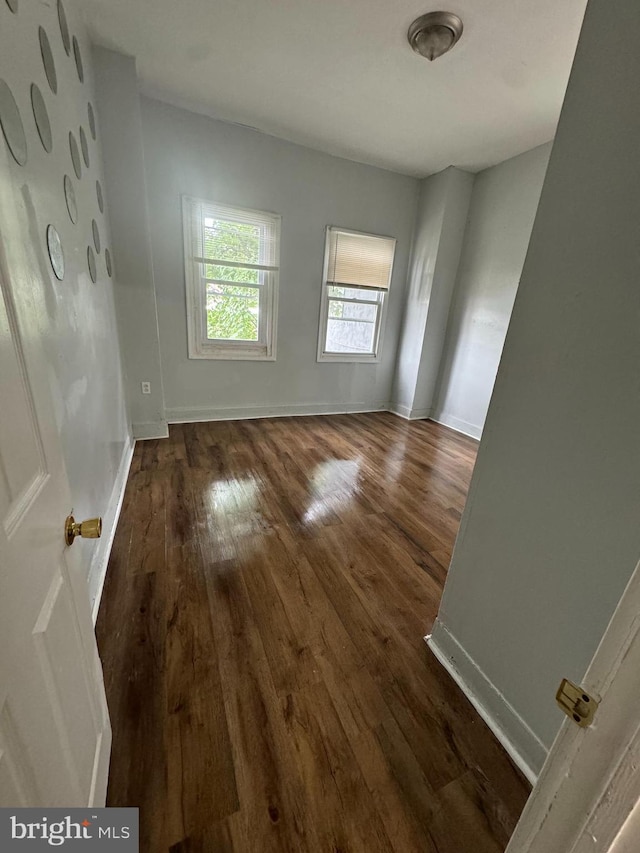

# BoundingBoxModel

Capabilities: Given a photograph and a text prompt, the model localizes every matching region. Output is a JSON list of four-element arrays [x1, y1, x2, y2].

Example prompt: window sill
[[189, 344, 276, 361], [317, 352, 380, 364]]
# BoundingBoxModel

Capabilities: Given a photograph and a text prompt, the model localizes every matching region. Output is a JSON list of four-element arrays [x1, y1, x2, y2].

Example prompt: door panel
[[33, 566, 100, 799], [0, 257, 48, 536], [0, 133, 111, 806], [0, 700, 39, 806]]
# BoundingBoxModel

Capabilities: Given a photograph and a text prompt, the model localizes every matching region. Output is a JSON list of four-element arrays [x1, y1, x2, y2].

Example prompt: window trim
[[182, 195, 280, 361], [317, 226, 395, 364]]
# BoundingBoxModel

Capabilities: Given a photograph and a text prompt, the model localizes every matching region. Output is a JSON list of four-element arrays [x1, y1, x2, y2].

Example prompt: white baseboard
[[389, 403, 411, 419], [88, 436, 135, 623], [389, 404, 431, 420], [426, 619, 546, 785], [408, 406, 431, 420], [132, 421, 169, 440], [429, 410, 482, 440], [165, 402, 389, 423]]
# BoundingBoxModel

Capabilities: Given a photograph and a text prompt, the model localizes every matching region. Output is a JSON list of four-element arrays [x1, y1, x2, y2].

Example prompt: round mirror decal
[[87, 102, 96, 140], [79, 125, 89, 167], [57, 0, 71, 55], [4, 0, 18, 12], [0, 79, 27, 165], [47, 225, 64, 280], [91, 219, 101, 254], [72, 36, 84, 83], [87, 245, 97, 283], [31, 84, 52, 152], [105, 247, 112, 278], [39, 27, 57, 95], [96, 179, 104, 213], [69, 130, 81, 178], [63, 174, 77, 224]]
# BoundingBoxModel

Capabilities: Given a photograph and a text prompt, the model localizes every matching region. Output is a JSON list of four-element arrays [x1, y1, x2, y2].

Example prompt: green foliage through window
[[207, 285, 259, 341], [204, 218, 263, 341]]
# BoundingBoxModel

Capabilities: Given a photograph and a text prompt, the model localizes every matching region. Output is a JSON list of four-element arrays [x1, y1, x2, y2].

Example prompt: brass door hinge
[[556, 678, 599, 728]]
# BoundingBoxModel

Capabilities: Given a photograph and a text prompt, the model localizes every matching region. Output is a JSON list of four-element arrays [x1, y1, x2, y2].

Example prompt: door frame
[[506, 556, 640, 852]]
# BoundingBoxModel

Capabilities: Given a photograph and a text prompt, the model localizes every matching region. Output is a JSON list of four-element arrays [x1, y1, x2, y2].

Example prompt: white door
[[507, 554, 640, 852], [0, 141, 111, 807]]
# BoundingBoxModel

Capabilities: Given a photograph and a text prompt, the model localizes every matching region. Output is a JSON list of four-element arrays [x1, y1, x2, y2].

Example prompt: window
[[317, 227, 396, 362], [182, 196, 280, 359]]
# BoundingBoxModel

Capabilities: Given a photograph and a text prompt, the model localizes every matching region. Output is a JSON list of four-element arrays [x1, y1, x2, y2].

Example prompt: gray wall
[[412, 169, 474, 418], [433, 143, 552, 438], [392, 167, 473, 419], [0, 3, 131, 610], [431, 0, 640, 775], [93, 48, 167, 440], [139, 96, 418, 421]]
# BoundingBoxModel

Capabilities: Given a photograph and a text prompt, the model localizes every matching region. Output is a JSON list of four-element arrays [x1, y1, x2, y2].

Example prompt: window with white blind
[[317, 226, 396, 363], [182, 196, 281, 360]]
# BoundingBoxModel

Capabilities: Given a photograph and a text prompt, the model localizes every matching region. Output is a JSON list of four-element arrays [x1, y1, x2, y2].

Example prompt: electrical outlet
[[141, 381, 151, 395]]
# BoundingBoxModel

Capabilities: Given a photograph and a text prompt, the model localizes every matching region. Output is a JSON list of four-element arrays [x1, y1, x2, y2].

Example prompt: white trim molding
[[389, 403, 412, 419], [316, 226, 396, 365], [88, 435, 135, 623], [182, 195, 280, 362], [429, 409, 482, 439], [389, 404, 431, 421], [166, 401, 389, 424], [427, 619, 547, 785]]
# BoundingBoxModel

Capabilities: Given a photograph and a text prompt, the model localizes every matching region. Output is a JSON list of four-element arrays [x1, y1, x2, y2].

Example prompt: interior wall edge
[[388, 404, 413, 420], [429, 410, 483, 440], [407, 406, 432, 420], [389, 405, 433, 421], [165, 402, 390, 424], [88, 435, 136, 623], [427, 619, 546, 785]]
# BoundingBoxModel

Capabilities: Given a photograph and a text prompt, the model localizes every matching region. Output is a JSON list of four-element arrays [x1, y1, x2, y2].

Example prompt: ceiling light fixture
[[408, 11, 463, 62]]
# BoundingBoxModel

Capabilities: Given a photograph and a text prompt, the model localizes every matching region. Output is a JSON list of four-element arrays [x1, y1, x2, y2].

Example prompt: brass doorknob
[[65, 515, 102, 546]]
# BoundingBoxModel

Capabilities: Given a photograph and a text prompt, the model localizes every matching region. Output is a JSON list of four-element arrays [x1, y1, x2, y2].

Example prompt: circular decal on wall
[[87, 245, 97, 283], [96, 179, 104, 213], [69, 130, 81, 178], [91, 219, 101, 253], [39, 27, 57, 95], [63, 174, 77, 223], [47, 225, 65, 280], [4, 0, 18, 13], [0, 79, 27, 165], [72, 36, 84, 83], [105, 247, 113, 278], [31, 83, 52, 152], [87, 102, 96, 140], [79, 125, 89, 167], [58, 0, 71, 55]]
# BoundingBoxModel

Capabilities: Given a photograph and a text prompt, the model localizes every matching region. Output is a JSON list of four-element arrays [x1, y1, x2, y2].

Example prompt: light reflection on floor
[[303, 458, 361, 525], [204, 475, 262, 559]]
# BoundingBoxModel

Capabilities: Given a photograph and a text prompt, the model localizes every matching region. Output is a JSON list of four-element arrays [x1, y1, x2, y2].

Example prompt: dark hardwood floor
[[97, 413, 530, 852]]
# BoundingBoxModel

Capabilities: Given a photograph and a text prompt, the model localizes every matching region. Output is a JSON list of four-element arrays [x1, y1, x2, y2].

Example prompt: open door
[[0, 141, 111, 806], [507, 555, 640, 852]]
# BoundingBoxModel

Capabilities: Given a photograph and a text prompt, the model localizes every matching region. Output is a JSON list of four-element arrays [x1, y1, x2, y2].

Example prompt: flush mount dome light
[[408, 11, 463, 61]]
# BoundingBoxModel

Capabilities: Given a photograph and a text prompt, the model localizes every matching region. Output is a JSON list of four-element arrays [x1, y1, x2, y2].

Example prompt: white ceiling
[[81, 0, 587, 177]]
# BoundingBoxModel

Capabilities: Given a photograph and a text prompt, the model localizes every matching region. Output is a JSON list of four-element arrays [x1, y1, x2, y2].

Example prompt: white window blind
[[186, 199, 280, 274], [317, 226, 397, 363], [326, 227, 396, 291]]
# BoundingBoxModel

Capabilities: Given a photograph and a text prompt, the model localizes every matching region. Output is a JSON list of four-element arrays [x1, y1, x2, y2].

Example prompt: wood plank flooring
[[96, 413, 530, 852]]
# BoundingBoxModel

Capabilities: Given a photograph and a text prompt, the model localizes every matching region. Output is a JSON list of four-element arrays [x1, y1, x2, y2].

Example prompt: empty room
[[2, 0, 640, 851]]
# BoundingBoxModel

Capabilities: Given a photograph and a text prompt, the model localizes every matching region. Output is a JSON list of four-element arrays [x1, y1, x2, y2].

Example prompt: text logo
[[0, 808, 138, 850]]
